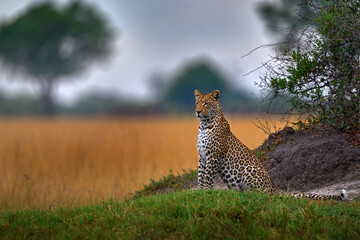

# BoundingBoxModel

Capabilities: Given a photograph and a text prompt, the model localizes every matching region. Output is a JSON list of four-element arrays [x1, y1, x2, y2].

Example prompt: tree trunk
[[40, 79, 55, 116]]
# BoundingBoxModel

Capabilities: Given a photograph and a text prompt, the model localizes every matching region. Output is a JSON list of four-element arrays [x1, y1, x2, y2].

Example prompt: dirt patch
[[260, 127, 360, 198]]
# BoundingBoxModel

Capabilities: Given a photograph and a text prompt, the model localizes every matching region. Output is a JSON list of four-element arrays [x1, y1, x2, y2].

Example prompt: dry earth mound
[[261, 127, 360, 199]]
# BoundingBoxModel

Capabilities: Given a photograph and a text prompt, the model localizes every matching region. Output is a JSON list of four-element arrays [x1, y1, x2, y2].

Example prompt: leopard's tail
[[290, 189, 348, 201]]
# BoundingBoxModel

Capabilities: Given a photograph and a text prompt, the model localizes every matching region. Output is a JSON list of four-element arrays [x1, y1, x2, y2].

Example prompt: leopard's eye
[[204, 102, 209, 106], [195, 101, 198, 105]]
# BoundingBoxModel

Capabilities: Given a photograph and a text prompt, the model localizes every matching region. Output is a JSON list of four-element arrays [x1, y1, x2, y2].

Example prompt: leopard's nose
[[196, 110, 201, 115]]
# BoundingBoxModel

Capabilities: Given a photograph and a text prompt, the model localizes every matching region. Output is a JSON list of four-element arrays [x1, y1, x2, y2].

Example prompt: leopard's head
[[194, 90, 222, 121]]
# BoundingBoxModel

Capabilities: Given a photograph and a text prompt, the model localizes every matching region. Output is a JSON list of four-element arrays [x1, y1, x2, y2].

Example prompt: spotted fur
[[194, 89, 348, 201]]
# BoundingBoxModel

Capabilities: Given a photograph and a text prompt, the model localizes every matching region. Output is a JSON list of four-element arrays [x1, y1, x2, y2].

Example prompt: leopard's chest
[[197, 127, 212, 160]]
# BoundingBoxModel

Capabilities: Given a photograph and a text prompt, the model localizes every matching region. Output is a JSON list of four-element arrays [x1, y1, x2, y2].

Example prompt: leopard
[[194, 89, 348, 201]]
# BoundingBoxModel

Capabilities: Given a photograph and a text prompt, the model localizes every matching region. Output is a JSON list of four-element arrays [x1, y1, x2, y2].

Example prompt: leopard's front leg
[[197, 156, 206, 189], [200, 155, 219, 189]]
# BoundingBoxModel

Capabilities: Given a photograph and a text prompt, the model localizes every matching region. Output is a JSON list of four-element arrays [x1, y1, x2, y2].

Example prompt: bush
[[260, 0, 360, 131]]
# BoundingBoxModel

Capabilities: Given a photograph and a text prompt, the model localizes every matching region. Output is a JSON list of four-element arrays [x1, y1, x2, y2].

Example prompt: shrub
[[260, 0, 360, 131]]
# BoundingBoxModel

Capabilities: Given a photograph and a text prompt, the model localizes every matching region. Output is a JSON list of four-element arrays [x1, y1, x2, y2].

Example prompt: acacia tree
[[259, 0, 360, 130], [0, 1, 113, 115]]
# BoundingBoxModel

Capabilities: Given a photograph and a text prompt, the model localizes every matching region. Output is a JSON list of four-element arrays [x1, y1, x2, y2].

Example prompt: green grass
[[130, 169, 197, 200], [1, 189, 359, 239]]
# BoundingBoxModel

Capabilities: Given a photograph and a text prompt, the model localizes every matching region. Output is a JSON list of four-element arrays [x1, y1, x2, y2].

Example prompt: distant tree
[[66, 90, 121, 115], [0, 92, 43, 116], [0, 1, 113, 115], [161, 59, 254, 113]]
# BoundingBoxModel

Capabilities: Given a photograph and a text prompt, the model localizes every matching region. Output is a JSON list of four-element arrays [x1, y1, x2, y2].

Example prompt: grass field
[[1, 189, 359, 239], [0, 116, 289, 210]]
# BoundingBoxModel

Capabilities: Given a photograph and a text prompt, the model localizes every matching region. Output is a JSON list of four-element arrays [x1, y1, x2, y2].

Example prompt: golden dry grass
[[0, 116, 289, 210]]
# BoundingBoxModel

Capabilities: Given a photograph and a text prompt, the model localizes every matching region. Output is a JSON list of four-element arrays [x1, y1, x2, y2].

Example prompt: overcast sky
[[0, 0, 273, 104]]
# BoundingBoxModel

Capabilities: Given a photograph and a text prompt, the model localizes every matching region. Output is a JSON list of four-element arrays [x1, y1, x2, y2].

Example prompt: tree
[[259, 0, 360, 130], [161, 59, 255, 113], [0, 1, 113, 115]]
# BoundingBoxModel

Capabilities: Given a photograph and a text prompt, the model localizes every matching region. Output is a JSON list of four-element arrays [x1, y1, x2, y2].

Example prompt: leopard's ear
[[211, 90, 220, 101], [194, 90, 201, 100]]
